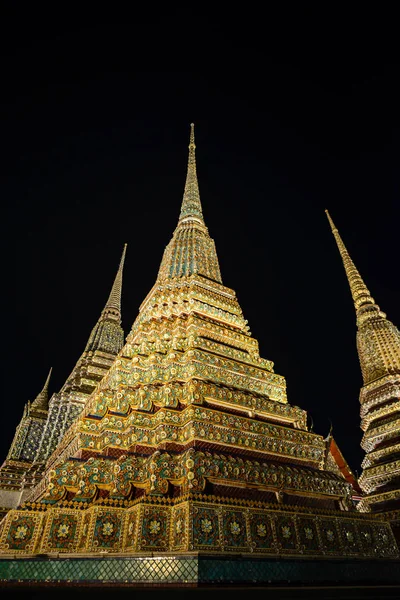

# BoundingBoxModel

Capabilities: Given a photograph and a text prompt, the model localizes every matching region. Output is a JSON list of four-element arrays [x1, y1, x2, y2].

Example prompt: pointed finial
[[103, 244, 127, 316], [43, 366, 53, 391], [156, 125, 223, 283], [82, 244, 126, 355], [189, 123, 195, 147], [31, 367, 52, 412], [325, 209, 337, 233], [325, 210, 385, 322], [178, 123, 204, 223]]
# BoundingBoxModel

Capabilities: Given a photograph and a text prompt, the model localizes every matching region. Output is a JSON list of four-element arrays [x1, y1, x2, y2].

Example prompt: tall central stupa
[[0, 126, 397, 586]]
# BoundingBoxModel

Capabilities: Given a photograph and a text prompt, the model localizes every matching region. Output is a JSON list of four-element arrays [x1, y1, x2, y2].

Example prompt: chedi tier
[[0, 125, 397, 563]]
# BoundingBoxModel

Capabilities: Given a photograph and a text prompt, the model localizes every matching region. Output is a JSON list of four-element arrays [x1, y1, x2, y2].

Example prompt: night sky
[[1, 17, 399, 477]]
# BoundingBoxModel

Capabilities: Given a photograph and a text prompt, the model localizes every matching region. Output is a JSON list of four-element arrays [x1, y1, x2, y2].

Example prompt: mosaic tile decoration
[[42, 509, 82, 553], [1, 498, 398, 558], [1, 555, 400, 586], [1, 511, 44, 554]]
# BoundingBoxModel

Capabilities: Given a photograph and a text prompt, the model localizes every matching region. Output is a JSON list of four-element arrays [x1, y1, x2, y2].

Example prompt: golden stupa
[[0, 126, 398, 586]]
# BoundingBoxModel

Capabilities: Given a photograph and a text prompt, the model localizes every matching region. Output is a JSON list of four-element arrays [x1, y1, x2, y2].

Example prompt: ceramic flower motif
[[128, 522, 134, 536], [281, 526, 291, 539], [57, 523, 70, 538], [102, 522, 114, 536], [326, 529, 335, 542], [14, 525, 28, 540], [176, 519, 183, 534], [230, 521, 241, 536], [149, 520, 161, 535], [201, 518, 213, 534], [304, 527, 314, 540], [345, 531, 354, 542], [256, 523, 267, 537]]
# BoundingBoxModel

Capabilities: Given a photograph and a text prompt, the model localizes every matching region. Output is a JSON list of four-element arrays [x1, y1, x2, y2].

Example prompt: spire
[[325, 210, 386, 326], [178, 123, 204, 224], [102, 243, 127, 319], [326, 210, 400, 384], [30, 367, 52, 412], [157, 125, 222, 283], [83, 245, 126, 354]]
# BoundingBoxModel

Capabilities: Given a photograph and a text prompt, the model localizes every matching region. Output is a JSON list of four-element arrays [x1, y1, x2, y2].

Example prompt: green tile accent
[[0, 556, 198, 584], [1, 556, 400, 586]]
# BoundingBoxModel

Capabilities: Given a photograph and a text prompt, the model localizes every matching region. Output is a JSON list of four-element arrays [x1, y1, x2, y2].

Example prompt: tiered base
[[0, 495, 398, 558]]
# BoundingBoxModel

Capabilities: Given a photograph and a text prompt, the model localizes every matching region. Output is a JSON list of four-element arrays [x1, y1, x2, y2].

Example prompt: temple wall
[[0, 498, 397, 558]]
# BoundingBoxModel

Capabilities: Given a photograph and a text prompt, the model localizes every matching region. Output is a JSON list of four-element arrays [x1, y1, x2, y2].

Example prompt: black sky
[[1, 15, 399, 475]]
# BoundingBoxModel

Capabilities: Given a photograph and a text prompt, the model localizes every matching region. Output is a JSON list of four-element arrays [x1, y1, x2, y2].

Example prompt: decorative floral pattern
[[57, 524, 70, 538], [102, 522, 114, 536], [250, 515, 273, 551], [281, 526, 292, 539], [336, 520, 357, 550], [14, 526, 28, 540], [193, 508, 219, 548], [201, 519, 213, 534], [230, 521, 241, 536], [149, 520, 161, 535], [93, 511, 122, 549], [362, 531, 371, 542], [1, 500, 397, 558], [223, 512, 247, 548], [277, 517, 297, 550], [326, 530, 335, 542], [6, 516, 36, 551], [140, 509, 168, 550], [374, 526, 397, 554], [304, 527, 313, 540], [46, 514, 79, 551], [43, 442, 345, 506], [319, 519, 339, 553], [256, 524, 267, 537], [297, 518, 319, 552], [346, 531, 354, 542]]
